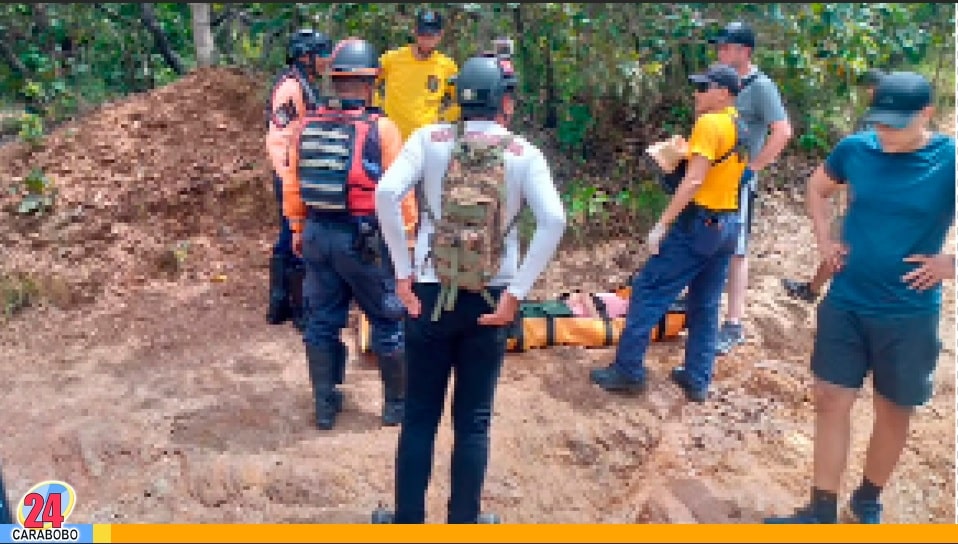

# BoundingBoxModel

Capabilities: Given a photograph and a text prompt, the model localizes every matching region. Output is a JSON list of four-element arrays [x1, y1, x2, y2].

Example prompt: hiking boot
[[781, 278, 818, 303], [266, 255, 292, 325], [590, 364, 647, 394], [669, 367, 708, 403], [715, 322, 744, 355], [848, 495, 882, 524], [764, 505, 836, 524], [377, 351, 406, 427], [305, 344, 340, 430]]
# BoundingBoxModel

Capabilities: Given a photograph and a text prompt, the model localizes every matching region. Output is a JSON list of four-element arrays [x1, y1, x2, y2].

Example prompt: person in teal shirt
[[766, 72, 955, 525]]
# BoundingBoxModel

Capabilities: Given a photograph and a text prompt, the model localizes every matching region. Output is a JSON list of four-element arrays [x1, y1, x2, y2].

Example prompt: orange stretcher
[[355, 288, 688, 355]]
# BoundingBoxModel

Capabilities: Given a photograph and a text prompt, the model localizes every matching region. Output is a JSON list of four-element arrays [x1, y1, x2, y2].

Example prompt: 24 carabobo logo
[[17, 480, 76, 529]]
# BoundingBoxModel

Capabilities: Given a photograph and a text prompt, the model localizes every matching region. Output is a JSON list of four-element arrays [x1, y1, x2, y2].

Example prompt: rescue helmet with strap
[[287, 29, 332, 67], [326, 38, 381, 110], [452, 54, 517, 119]]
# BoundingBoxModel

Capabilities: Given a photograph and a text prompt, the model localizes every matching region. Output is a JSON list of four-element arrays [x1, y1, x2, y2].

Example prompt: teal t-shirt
[[824, 131, 955, 317]]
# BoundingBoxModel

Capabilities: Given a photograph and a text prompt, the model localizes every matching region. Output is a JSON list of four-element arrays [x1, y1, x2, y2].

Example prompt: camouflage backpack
[[420, 123, 519, 321]]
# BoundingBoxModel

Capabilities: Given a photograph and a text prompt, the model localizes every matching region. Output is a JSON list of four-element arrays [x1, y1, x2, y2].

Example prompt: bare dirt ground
[[0, 67, 953, 524]]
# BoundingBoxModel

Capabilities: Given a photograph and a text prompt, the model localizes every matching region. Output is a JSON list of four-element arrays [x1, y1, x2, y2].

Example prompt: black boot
[[286, 262, 306, 331], [305, 344, 340, 430], [267, 255, 291, 325], [377, 351, 406, 427]]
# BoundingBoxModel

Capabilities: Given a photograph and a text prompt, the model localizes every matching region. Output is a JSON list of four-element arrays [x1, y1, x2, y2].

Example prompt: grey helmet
[[453, 53, 518, 118]]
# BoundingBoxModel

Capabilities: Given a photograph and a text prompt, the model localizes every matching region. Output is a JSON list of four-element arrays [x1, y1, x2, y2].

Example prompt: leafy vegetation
[[0, 3, 953, 234]]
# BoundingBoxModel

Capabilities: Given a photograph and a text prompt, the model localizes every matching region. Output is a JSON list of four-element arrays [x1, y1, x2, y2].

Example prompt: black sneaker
[[781, 278, 818, 303], [669, 367, 708, 403], [764, 504, 836, 524], [590, 365, 647, 394], [848, 495, 882, 524]]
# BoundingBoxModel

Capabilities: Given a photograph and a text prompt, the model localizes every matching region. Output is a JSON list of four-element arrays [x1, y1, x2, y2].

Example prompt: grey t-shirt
[[735, 67, 788, 189]]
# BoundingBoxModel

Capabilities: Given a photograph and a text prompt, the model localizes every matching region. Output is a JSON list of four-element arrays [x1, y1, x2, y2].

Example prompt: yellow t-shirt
[[687, 106, 747, 211], [374, 45, 461, 141]]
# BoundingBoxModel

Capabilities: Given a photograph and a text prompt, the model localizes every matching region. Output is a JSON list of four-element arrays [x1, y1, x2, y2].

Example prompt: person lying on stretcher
[[561, 288, 631, 319]]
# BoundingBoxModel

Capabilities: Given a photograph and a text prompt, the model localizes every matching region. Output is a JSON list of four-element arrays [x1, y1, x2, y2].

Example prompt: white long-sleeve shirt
[[375, 119, 567, 300]]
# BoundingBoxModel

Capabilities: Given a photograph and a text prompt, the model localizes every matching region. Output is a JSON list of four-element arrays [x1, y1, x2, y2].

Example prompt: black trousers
[[394, 283, 508, 524], [0, 466, 12, 525]]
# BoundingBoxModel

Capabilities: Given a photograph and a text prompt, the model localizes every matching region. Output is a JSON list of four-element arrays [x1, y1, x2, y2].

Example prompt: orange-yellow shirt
[[688, 106, 747, 211]]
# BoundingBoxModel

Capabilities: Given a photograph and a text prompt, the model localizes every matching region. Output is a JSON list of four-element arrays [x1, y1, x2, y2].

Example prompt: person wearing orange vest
[[264, 29, 333, 330], [270, 38, 407, 430]]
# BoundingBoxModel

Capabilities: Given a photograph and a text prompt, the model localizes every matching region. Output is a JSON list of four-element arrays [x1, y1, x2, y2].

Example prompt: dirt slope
[[0, 67, 953, 524]]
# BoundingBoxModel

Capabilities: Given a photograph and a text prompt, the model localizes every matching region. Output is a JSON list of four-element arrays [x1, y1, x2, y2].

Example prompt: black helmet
[[287, 29, 332, 64], [329, 38, 380, 79], [415, 9, 443, 35], [453, 54, 518, 117]]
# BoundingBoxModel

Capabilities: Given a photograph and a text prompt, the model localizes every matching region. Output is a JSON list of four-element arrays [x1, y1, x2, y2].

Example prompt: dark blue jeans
[[300, 215, 404, 356], [613, 206, 740, 390], [272, 173, 302, 267], [394, 283, 508, 524]]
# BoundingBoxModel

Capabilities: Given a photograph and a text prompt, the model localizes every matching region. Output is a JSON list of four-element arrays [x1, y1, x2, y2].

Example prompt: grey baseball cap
[[863, 71, 933, 129]]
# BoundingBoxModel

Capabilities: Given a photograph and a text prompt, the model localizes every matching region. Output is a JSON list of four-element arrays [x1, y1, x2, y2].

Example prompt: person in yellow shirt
[[375, 9, 461, 142], [591, 63, 748, 403]]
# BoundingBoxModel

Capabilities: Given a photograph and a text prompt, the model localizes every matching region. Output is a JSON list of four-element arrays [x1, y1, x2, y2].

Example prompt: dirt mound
[[0, 67, 274, 305]]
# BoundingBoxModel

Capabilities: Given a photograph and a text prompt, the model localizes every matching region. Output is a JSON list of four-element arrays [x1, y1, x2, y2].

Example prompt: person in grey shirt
[[709, 21, 794, 354], [372, 53, 566, 524]]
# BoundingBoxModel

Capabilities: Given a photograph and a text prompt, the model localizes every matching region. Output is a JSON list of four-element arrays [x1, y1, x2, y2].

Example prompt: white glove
[[647, 222, 667, 255]]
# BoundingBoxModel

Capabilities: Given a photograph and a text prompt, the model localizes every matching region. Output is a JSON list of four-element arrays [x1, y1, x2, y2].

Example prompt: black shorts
[[810, 297, 943, 407]]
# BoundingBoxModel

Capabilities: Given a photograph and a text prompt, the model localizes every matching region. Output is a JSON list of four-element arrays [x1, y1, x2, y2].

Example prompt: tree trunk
[[140, 3, 186, 75], [190, 3, 215, 68]]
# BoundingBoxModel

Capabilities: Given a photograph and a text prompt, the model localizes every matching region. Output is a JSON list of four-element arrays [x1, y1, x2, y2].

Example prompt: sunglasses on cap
[[693, 81, 717, 93]]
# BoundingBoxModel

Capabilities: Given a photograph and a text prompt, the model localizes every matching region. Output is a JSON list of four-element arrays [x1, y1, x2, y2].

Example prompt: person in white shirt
[[372, 53, 566, 524]]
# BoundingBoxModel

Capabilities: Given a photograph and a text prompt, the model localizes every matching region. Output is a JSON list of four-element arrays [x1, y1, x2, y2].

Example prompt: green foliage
[[17, 112, 43, 147], [0, 3, 951, 246], [0, 273, 38, 317], [14, 168, 57, 216]]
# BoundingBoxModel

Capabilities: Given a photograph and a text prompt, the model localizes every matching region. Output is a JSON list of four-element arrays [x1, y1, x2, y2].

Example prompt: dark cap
[[859, 68, 886, 88], [708, 21, 756, 49], [415, 9, 443, 35], [863, 71, 933, 129], [689, 63, 741, 95]]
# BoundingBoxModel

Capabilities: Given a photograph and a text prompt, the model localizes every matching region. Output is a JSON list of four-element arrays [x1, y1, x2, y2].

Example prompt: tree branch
[[0, 28, 29, 77], [140, 3, 186, 75]]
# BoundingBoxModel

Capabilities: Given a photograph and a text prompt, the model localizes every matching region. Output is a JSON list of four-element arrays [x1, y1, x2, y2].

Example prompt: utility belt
[[677, 202, 738, 232], [306, 210, 383, 265]]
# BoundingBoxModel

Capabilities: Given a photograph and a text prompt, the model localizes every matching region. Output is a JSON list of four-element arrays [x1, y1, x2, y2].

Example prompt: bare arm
[[805, 164, 842, 248], [750, 119, 793, 172], [658, 155, 709, 227]]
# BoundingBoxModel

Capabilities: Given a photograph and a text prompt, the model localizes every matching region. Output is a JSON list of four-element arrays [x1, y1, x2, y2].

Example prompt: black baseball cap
[[415, 9, 443, 35], [859, 68, 886, 88], [863, 71, 933, 129], [708, 21, 756, 49], [689, 63, 741, 95]]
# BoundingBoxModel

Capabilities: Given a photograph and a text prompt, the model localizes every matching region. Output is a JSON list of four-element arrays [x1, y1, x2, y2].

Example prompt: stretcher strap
[[603, 318, 614, 346], [545, 315, 556, 347]]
